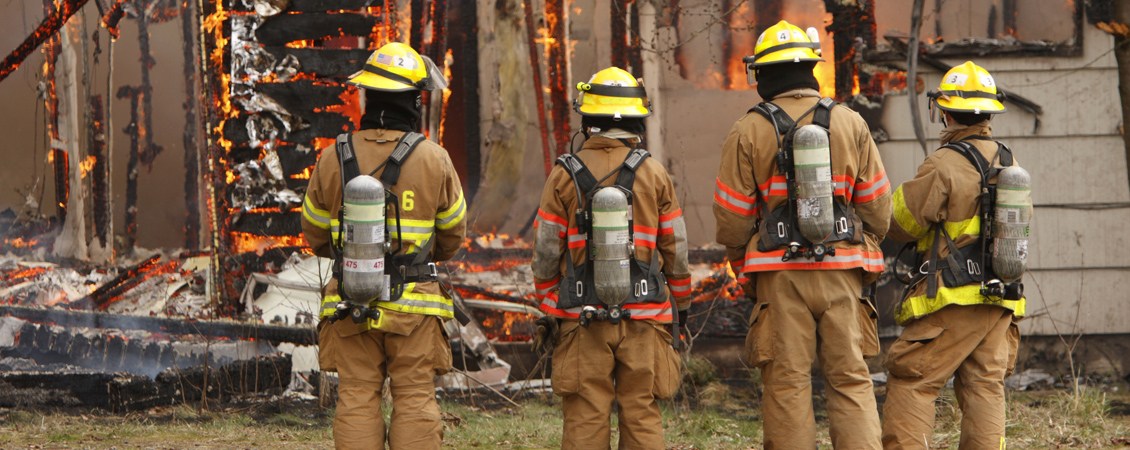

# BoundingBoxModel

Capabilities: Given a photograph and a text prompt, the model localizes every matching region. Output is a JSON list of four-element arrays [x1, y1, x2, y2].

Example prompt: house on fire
[[0, 0, 1128, 375]]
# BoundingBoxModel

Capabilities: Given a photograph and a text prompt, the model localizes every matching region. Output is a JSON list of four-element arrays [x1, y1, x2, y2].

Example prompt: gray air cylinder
[[992, 166, 1031, 283], [792, 124, 835, 243], [591, 187, 632, 306], [342, 175, 387, 302]]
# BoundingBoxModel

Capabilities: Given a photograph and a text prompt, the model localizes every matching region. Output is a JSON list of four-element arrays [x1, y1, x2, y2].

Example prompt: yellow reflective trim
[[892, 187, 928, 239], [896, 284, 1025, 324], [436, 191, 466, 230], [372, 282, 455, 318], [303, 196, 332, 230], [388, 218, 434, 228], [917, 216, 981, 253], [319, 295, 342, 318]]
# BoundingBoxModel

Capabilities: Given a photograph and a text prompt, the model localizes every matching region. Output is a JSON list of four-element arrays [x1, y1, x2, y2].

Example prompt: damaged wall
[[0, 3, 191, 250]]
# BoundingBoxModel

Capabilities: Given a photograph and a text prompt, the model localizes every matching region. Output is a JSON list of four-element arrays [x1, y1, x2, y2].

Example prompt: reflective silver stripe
[[436, 200, 466, 228], [743, 251, 884, 268], [304, 201, 331, 228], [670, 216, 690, 275], [855, 173, 889, 199], [375, 297, 454, 312], [634, 232, 657, 243], [716, 186, 756, 210], [759, 182, 787, 198], [536, 217, 566, 232], [627, 307, 673, 318], [390, 225, 435, 236], [835, 180, 853, 194], [567, 233, 586, 243]]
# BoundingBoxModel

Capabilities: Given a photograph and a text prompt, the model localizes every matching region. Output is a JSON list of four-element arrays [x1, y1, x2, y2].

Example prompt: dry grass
[[0, 386, 1126, 449]]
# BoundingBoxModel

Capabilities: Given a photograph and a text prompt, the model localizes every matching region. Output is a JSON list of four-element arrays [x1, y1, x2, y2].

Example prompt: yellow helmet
[[745, 20, 824, 67], [573, 67, 651, 119], [928, 61, 1006, 115], [347, 42, 448, 92]]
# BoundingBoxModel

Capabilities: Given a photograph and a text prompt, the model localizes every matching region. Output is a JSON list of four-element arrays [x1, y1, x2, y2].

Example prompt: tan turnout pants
[[747, 269, 882, 450], [551, 318, 682, 450], [881, 304, 1019, 450], [323, 311, 452, 450]]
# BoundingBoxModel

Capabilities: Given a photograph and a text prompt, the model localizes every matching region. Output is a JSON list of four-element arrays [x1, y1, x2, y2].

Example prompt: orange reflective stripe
[[668, 277, 692, 297], [741, 248, 885, 273], [537, 208, 568, 228], [714, 178, 758, 216], [854, 169, 890, 203]]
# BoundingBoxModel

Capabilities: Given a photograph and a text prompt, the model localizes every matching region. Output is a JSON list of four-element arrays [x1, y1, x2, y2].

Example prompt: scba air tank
[[342, 175, 387, 302], [992, 166, 1031, 283], [591, 187, 632, 306], [792, 124, 835, 243]]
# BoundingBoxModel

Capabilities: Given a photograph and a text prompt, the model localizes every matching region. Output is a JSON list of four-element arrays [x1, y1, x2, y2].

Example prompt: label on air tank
[[606, 230, 631, 244], [343, 258, 385, 273], [995, 187, 1031, 209], [344, 224, 386, 244]]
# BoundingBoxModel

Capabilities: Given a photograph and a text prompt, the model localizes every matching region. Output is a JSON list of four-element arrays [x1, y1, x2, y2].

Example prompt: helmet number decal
[[777, 30, 791, 42], [391, 55, 418, 70], [945, 72, 969, 87], [402, 191, 415, 211], [979, 74, 996, 88]]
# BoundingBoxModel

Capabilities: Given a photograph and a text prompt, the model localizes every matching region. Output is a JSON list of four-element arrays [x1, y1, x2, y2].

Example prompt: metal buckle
[[777, 222, 787, 238], [427, 262, 438, 278], [835, 217, 849, 235], [967, 260, 981, 275], [919, 261, 930, 275], [640, 280, 648, 296], [576, 281, 584, 297]]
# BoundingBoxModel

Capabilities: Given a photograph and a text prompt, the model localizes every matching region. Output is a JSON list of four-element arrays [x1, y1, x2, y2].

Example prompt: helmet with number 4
[[928, 61, 1006, 115], [746, 20, 824, 67], [347, 42, 448, 92]]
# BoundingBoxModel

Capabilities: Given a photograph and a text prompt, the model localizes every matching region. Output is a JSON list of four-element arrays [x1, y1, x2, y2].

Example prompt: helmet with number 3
[[929, 61, 1006, 115], [347, 42, 448, 92]]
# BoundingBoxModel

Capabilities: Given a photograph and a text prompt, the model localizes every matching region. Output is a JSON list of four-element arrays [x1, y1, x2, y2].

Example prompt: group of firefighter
[[300, 19, 1031, 450]]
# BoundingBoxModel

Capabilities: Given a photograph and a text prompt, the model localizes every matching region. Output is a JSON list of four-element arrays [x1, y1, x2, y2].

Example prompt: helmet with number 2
[[929, 61, 1006, 115], [347, 42, 448, 92]]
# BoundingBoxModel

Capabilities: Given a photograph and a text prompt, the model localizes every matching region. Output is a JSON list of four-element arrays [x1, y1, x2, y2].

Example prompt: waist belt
[[390, 258, 439, 284]]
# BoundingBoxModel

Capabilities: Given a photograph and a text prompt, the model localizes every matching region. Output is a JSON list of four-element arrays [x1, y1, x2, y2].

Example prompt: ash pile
[[0, 231, 744, 410], [0, 249, 300, 412]]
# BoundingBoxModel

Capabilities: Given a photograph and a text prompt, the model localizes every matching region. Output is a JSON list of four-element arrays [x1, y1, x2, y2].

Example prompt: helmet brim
[[576, 104, 652, 118], [751, 50, 825, 66], [346, 70, 420, 92], [936, 97, 1006, 114]]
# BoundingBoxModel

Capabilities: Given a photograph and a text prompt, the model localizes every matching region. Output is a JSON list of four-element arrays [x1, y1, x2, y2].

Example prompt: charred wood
[[222, 112, 350, 146], [184, 0, 201, 250], [545, 0, 571, 156], [229, 0, 381, 12], [227, 210, 303, 236], [611, 0, 629, 70], [521, 0, 553, 176], [410, 0, 426, 51], [261, 48, 370, 79], [91, 95, 111, 242], [0, 305, 317, 345], [117, 86, 141, 248], [81, 254, 161, 309], [0, 0, 91, 84], [628, 1, 642, 77], [823, 0, 876, 101], [254, 13, 380, 46]]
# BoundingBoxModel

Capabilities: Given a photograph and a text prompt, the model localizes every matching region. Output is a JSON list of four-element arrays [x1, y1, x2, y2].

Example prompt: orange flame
[[229, 231, 308, 255], [290, 165, 314, 179], [79, 155, 97, 178]]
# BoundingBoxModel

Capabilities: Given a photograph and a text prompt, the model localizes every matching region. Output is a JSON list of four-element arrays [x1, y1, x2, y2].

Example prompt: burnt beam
[[183, 0, 201, 250], [0, 0, 91, 84], [0, 305, 317, 345], [91, 96, 111, 242], [545, 0, 571, 156], [255, 13, 380, 46], [261, 47, 371, 79], [522, 0, 553, 176]]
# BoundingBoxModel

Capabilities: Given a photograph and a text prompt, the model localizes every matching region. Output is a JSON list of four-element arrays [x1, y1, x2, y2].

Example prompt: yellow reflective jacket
[[301, 128, 467, 323], [889, 121, 1027, 324]]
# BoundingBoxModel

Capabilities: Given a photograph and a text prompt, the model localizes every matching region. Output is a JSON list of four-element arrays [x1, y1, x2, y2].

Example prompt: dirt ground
[[0, 382, 1128, 450]]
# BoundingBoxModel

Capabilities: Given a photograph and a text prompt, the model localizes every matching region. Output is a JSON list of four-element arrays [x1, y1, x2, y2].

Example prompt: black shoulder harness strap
[[336, 131, 427, 188], [374, 131, 426, 186], [749, 97, 837, 135], [556, 153, 600, 195], [336, 133, 361, 190], [556, 148, 650, 194]]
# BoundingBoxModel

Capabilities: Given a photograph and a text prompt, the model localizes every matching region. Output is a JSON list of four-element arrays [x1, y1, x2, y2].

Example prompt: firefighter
[[882, 61, 1028, 450], [300, 42, 466, 450], [713, 20, 891, 449], [531, 67, 692, 450]]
